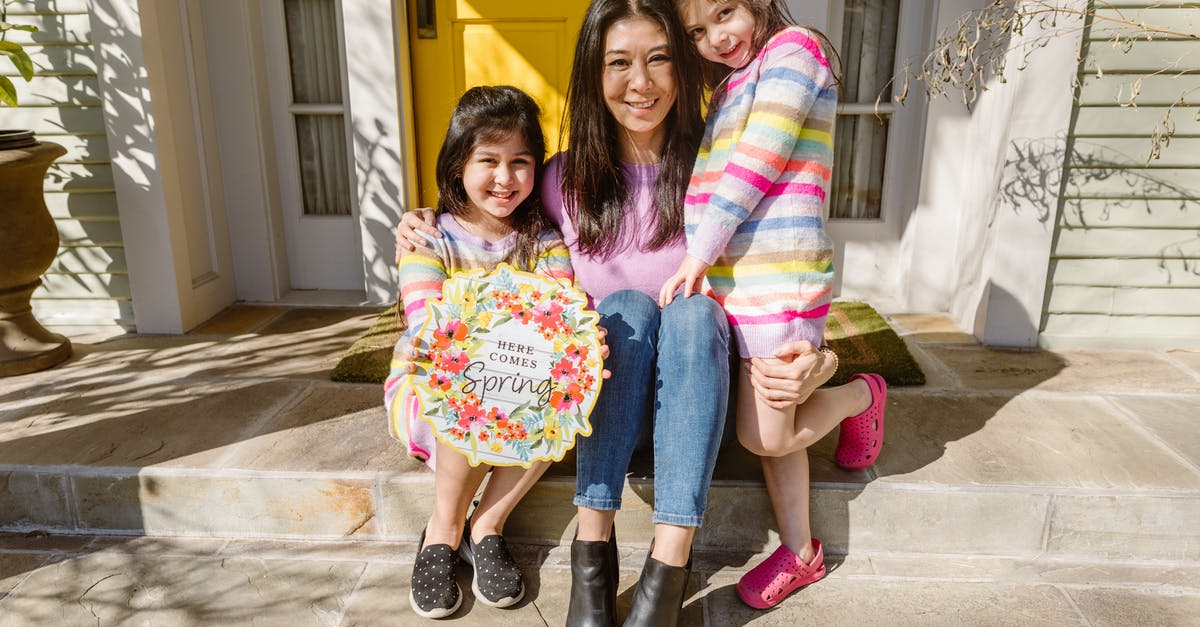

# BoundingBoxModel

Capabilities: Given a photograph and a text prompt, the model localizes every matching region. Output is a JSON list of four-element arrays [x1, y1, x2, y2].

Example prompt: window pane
[[295, 115, 351, 216], [832, 0, 901, 219], [831, 114, 890, 219], [840, 0, 900, 104], [284, 0, 343, 105]]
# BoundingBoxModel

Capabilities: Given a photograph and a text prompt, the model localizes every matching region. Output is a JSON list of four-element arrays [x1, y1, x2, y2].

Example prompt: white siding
[[5, 0, 132, 333], [1042, 1, 1200, 349]]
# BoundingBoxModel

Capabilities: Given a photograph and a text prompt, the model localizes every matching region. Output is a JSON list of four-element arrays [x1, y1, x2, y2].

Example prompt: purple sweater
[[542, 154, 685, 305]]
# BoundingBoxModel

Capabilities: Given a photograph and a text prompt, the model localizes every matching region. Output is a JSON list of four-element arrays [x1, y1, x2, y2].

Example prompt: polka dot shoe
[[410, 530, 462, 619], [459, 526, 525, 608]]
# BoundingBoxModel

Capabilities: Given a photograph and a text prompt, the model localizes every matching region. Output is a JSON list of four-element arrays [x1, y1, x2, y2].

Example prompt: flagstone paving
[[0, 305, 1198, 623], [1, 533, 1197, 625]]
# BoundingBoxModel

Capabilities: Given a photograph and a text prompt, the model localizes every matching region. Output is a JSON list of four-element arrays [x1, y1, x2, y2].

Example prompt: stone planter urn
[[0, 129, 72, 376]]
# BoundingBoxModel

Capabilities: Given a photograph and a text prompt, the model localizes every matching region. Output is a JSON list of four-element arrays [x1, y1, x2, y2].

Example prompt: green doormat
[[823, 301, 925, 387], [331, 301, 924, 386], [330, 306, 408, 383]]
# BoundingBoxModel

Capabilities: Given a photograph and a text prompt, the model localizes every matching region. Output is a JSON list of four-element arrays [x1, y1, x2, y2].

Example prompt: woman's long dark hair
[[686, 0, 843, 91], [560, 0, 704, 257], [435, 85, 550, 271]]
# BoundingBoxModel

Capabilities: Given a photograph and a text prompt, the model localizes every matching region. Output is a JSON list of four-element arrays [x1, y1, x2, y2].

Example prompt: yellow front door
[[406, 0, 590, 206]]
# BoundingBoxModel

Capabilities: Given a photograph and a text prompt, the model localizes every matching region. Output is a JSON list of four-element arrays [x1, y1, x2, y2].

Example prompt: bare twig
[[891, 0, 1200, 159]]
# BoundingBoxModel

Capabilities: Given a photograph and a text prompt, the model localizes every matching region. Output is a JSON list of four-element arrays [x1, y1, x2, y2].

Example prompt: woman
[[396, 1, 833, 624]]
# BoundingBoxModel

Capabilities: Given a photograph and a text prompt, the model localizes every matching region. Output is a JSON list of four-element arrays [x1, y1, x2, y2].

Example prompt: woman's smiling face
[[601, 16, 678, 151]]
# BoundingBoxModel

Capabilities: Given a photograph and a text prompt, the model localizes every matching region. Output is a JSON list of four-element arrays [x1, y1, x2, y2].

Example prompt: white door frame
[[343, 0, 420, 304], [261, 0, 364, 291], [252, 0, 416, 300], [819, 0, 935, 305]]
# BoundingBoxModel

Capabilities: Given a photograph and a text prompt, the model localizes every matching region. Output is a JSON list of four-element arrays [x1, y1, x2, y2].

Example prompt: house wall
[[20, 0, 1183, 345], [7, 0, 133, 334], [13, 0, 411, 336], [1041, 3, 1200, 349], [851, 0, 1086, 346]]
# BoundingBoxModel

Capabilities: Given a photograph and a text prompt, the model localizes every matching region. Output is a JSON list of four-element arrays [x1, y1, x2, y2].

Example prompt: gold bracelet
[[819, 344, 839, 377]]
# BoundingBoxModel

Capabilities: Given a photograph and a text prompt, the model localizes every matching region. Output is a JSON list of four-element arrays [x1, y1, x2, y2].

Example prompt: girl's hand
[[748, 341, 836, 409], [394, 208, 440, 261], [401, 335, 425, 374], [658, 255, 710, 307]]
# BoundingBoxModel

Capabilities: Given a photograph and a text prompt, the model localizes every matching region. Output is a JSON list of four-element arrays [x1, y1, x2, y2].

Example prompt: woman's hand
[[658, 255, 710, 307], [597, 326, 612, 380], [748, 341, 836, 409], [394, 208, 439, 262]]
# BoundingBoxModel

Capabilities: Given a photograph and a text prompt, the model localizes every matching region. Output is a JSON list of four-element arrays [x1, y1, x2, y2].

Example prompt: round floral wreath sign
[[405, 264, 603, 467]]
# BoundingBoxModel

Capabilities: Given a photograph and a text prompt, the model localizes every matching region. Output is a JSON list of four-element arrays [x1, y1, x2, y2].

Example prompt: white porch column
[[918, 0, 1087, 346], [89, 0, 236, 333], [972, 1, 1086, 346]]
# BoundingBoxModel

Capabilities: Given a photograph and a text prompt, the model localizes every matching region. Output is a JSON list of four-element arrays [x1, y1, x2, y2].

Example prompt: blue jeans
[[574, 290, 731, 526]]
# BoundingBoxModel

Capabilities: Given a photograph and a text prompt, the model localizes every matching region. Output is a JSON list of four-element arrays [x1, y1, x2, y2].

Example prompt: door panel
[[408, 1, 589, 206], [265, 0, 363, 290]]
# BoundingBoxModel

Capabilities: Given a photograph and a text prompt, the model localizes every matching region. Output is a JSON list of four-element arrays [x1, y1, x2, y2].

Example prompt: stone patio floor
[[1, 305, 1198, 625]]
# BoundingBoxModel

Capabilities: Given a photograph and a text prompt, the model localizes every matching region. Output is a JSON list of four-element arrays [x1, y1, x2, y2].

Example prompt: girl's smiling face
[[681, 0, 756, 69], [460, 132, 536, 225], [601, 16, 678, 150]]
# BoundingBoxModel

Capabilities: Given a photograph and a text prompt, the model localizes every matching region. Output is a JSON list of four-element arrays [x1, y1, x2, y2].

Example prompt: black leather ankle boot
[[623, 550, 691, 627], [566, 528, 618, 627], [564, 523, 619, 619]]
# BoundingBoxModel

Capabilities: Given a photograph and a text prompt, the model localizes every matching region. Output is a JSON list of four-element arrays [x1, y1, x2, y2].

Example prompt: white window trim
[[824, 0, 934, 242]]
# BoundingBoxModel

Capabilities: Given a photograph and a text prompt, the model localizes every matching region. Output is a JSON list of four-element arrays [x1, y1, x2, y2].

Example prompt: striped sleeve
[[532, 235, 575, 284], [397, 241, 447, 335], [386, 239, 447, 421], [688, 29, 834, 264]]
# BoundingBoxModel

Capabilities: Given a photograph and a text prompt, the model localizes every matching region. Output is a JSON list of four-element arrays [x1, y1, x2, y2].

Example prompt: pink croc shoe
[[835, 373, 887, 470], [737, 539, 826, 609]]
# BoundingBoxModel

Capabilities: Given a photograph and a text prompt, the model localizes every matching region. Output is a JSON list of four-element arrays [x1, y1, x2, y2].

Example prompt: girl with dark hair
[[662, 0, 884, 611], [384, 85, 577, 619]]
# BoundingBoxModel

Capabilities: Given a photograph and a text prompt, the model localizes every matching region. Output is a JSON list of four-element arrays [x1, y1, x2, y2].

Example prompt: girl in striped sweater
[[385, 86, 576, 619], [661, 0, 888, 610]]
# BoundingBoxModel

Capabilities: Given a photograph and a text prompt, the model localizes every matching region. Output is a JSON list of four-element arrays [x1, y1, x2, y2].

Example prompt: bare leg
[[469, 460, 550, 541], [737, 365, 872, 458], [576, 506, 617, 542], [762, 452, 814, 560], [650, 523, 696, 567], [736, 366, 872, 559], [425, 442, 489, 548]]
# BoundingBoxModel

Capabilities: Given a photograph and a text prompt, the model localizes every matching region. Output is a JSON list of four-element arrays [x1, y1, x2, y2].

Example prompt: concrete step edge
[[2, 467, 1197, 563]]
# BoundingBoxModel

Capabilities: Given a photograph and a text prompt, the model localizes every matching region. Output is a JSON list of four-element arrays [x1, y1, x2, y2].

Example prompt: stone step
[[3, 311, 1200, 567], [4, 384, 1199, 564], [4, 460, 1197, 564]]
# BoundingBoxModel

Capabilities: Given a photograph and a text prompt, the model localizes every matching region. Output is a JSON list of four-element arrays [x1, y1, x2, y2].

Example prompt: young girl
[[660, 0, 888, 610], [383, 85, 574, 619]]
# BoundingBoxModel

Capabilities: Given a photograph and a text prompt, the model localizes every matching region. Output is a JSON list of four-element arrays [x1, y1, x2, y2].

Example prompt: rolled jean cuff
[[652, 511, 702, 527], [574, 494, 622, 511]]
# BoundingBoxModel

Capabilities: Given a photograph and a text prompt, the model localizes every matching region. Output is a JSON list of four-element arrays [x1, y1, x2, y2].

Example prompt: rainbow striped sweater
[[686, 27, 838, 359], [383, 212, 573, 441]]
